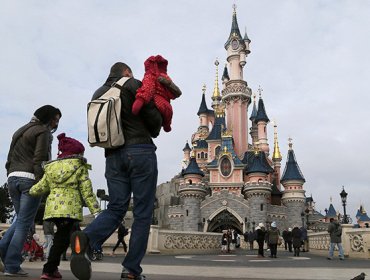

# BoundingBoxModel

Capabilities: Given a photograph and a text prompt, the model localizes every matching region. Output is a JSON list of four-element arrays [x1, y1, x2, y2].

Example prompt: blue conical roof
[[326, 204, 337, 218], [194, 139, 208, 149], [249, 100, 257, 121], [246, 151, 274, 175], [281, 148, 305, 183], [224, 9, 244, 49], [206, 114, 226, 141], [183, 142, 191, 152], [182, 157, 204, 177], [356, 206, 370, 222], [255, 97, 269, 123], [197, 93, 209, 116]]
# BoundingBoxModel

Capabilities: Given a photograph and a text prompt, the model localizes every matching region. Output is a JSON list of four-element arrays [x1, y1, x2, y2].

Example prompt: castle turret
[[243, 149, 273, 226], [249, 93, 258, 145], [222, 6, 252, 158], [181, 141, 191, 169], [255, 88, 270, 154], [281, 139, 306, 227], [197, 85, 210, 128], [179, 154, 207, 231]]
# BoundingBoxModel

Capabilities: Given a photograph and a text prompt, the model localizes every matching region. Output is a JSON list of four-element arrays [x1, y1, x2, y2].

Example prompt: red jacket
[[132, 55, 179, 132]]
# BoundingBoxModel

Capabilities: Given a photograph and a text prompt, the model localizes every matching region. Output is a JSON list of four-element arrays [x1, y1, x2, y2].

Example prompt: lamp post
[[340, 186, 348, 224], [305, 207, 310, 229]]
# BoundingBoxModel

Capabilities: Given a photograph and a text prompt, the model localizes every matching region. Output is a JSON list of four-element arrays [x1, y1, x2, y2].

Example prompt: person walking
[[282, 229, 288, 250], [256, 223, 266, 257], [267, 221, 280, 258], [0, 105, 61, 277], [29, 133, 101, 280], [248, 230, 255, 250], [300, 226, 308, 252], [43, 220, 55, 260], [70, 62, 179, 280], [292, 225, 302, 257], [286, 228, 293, 252], [327, 218, 344, 260], [112, 222, 129, 256]]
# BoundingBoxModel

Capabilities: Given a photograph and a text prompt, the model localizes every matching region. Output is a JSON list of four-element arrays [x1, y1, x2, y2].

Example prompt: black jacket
[[92, 75, 162, 155], [6, 121, 51, 181]]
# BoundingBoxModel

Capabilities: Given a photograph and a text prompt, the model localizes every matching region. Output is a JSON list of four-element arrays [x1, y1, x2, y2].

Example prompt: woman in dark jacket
[[256, 223, 266, 257], [267, 222, 280, 258], [292, 226, 302, 257]]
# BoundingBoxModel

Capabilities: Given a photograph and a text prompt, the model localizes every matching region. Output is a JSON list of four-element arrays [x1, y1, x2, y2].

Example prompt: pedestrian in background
[[111, 221, 128, 256], [0, 105, 61, 277], [327, 218, 344, 260], [267, 221, 280, 258], [256, 223, 266, 257], [292, 225, 302, 257]]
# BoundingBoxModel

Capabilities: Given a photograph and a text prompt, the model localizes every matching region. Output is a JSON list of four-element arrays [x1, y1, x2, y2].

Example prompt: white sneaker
[[4, 268, 28, 277]]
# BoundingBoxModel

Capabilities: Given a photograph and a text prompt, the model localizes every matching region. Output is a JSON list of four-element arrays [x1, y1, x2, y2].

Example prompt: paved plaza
[[1, 249, 369, 280]]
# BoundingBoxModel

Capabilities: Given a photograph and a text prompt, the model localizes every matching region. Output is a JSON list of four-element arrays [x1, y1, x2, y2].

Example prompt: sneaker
[[120, 268, 146, 280], [70, 231, 91, 280], [52, 270, 63, 278], [0, 255, 4, 273], [40, 273, 57, 280], [327, 257, 332, 260], [4, 268, 29, 277]]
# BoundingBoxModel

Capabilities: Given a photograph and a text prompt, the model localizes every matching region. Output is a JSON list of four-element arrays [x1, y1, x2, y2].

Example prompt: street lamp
[[340, 186, 348, 224], [305, 207, 310, 229]]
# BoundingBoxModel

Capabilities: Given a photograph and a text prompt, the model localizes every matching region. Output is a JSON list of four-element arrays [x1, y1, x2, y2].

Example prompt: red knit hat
[[57, 133, 85, 159]]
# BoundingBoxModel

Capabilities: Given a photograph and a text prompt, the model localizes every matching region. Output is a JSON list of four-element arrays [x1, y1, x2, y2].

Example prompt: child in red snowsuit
[[132, 55, 181, 132]]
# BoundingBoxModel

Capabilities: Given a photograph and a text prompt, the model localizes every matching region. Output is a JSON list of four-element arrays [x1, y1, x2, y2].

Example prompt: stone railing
[[308, 225, 370, 259], [0, 224, 222, 255]]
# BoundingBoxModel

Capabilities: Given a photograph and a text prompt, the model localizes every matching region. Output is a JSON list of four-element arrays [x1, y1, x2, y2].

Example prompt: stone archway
[[207, 209, 243, 233]]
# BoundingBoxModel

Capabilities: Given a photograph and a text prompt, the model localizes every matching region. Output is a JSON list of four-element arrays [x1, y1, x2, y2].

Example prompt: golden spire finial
[[253, 142, 260, 155], [258, 85, 263, 98], [272, 121, 282, 161], [288, 137, 293, 150], [212, 59, 221, 100], [202, 84, 206, 95], [224, 146, 228, 153]]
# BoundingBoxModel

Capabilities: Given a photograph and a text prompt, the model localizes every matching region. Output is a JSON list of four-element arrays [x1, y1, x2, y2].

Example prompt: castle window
[[220, 157, 232, 177], [197, 153, 200, 159], [205, 153, 208, 159], [215, 146, 221, 157], [260, 204, 264, 211], [188, 179, 192, 185], [186, 210, 189, 216], [201, 152, 204, 159]]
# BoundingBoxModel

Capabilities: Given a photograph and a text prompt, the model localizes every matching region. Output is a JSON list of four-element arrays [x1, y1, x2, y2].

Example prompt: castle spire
[[197, 85, 209, 116], [272, 122, 282, 161], [224, 4, 243, 49], [281, 139, 305, 183], [212, 59, 221, 105]]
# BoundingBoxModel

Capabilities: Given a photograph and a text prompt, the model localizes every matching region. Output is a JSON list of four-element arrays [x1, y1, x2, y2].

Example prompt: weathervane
[[232, 3, 237, 13], [202, 84, 206, 95], [257, 85, 263, 97]]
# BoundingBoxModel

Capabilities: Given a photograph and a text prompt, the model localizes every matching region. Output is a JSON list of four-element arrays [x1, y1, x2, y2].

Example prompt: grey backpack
[[87, 77, 130, 148]]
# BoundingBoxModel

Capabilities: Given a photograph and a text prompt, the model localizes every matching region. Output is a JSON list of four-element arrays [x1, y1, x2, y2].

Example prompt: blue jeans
[[0, 177, 41, 273], [84, 144, 157, 276], [329, 242, 344, 258]]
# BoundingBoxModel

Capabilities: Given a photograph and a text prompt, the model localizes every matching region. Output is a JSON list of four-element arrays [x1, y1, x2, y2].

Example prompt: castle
[[155, 6, 310, 233]]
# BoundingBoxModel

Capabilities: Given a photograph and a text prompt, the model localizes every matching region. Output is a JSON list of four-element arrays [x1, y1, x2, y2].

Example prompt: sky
[[0, 0, 369, 221]]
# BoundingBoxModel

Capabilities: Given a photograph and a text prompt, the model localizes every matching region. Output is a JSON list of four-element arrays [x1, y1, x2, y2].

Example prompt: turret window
[[201, 152, 205, 159], [215, 146, 221, 157], [205, 153, 208, 159], [260, 204, 264, 211]]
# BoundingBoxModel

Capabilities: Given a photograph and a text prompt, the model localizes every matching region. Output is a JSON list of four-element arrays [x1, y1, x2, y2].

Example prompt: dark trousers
[[287, 241, 292, 252], [112, 237, 127, 253], [294, 246, 300, 256], [257, 241, 264, 256], [270, 244, 278, 257], [43, 218, 77, 274]]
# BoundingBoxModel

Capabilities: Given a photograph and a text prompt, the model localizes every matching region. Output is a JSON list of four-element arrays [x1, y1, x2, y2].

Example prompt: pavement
[[0, 249, 369, 280]]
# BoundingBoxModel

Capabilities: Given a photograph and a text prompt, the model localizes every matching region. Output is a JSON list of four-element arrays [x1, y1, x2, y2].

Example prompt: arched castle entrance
[[206, 209, 243, 233]]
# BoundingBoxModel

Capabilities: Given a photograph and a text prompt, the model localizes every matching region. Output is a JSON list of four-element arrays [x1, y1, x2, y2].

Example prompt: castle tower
[[192, 86, 212, 144], [179, 154, 207, 231], [181, 141, 191, 169], [249, 93, 258, 145], [222, 6, 252, 158], [206, 106, 226, 162], [272, 122, 282, 190], [255, 88, 270, 155], [243, 149, 273, 225], [281, 139, 306, 227]]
